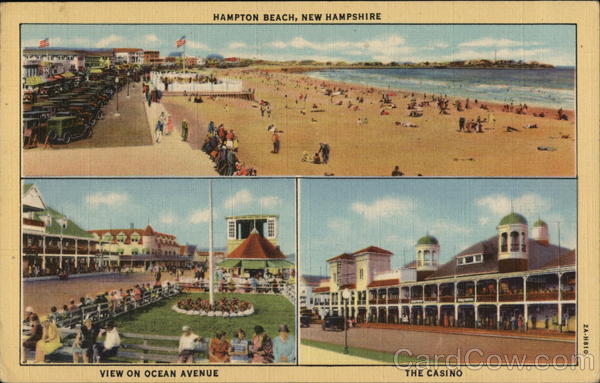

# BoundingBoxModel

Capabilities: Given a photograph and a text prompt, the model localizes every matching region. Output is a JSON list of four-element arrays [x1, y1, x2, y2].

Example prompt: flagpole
[[208, 179, 214, 306]]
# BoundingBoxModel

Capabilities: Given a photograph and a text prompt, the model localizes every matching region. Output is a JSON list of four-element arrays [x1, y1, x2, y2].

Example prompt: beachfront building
[[88, 225, 188, 269], [219, 228, 294, 278], [299, 275, 328, 309], [112, 48, 144, 65], [311, 213, 576, 332], [22, 184, 99, 277], [226, 214, 278, 253]]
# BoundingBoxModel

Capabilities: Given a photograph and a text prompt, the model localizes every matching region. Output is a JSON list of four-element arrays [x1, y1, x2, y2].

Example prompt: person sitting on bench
[[94, 321, 121, 362]]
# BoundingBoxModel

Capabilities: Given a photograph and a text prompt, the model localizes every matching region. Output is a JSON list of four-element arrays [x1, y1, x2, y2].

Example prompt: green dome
[[417, 235, 439, 245], [499, 212, 528, 226], [533, 218, 547, 227]]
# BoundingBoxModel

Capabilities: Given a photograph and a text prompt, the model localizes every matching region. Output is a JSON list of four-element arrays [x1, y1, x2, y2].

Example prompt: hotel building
[[310, 213, 576, 332]]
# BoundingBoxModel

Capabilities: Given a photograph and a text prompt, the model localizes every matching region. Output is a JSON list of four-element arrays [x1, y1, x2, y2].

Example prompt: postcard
[[0, 1, 598, 383]]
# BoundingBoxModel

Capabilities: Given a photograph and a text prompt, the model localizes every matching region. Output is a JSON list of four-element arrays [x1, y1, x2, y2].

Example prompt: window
[[267, 218, 276, 238], [228, 220, 236, 239], [359, 268, 364, 280], [457, 254, 483, 266]]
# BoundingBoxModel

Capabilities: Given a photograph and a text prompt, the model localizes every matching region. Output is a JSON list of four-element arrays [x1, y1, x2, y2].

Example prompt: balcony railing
[[425, 296, 437, 302], [400, 298, 410, 304], [477, 293, 496, 302], [561, 290, 576, 300], [368, 299, 377, 305], [499, 293, 523, 301], [439, 295, 454, 302], [388, 298, 399, 304], [377, 298, 387, 304], [526, 291, 559, 301], [23, 245, 43, 254]]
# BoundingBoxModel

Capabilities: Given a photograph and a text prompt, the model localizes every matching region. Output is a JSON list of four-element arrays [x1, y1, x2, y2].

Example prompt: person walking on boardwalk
[[271, 131, 280, 154], [155, 119, 164, 143]]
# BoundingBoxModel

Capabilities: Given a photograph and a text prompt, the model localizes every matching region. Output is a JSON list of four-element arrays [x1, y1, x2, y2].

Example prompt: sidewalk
[[358, 322, 575, 342], [24, 89, 218, 176], [300, 344, 384, 365]]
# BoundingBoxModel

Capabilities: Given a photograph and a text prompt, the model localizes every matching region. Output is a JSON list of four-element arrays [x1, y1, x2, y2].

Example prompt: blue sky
[[22, 24, 575, 66], [299, 179, 576, 276], [26, 179, 296, 254]]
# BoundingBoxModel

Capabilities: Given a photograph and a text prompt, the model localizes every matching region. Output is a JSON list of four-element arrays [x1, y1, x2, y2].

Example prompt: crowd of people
[[177, 324, 295, 364], [201, 120, 257, 175]]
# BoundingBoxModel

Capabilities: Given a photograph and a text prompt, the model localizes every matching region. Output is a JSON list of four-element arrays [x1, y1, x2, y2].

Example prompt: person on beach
[[458, 117, 466, 132], [181, 119, 189, 141], [318, 143, 330, 164], [271, 131, 280, 154], [391, 166, 404, 176]]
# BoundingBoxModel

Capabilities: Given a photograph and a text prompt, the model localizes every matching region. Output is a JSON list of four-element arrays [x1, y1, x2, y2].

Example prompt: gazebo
[[218, 228, 294, 278]]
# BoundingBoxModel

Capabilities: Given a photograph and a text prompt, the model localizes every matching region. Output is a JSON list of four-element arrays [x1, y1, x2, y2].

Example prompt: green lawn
[[113, 292, 295, 341], [301, 339, 419, 364]]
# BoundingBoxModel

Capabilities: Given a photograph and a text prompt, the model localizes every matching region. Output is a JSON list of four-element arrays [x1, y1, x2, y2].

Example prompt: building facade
[[225, 214, 278, 254], [311, 213, 576, 332], [22, 184, 99, 277]]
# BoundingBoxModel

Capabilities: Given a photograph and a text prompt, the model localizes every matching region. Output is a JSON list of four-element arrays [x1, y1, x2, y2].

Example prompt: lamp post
[[114, 77, 120, 117], [342, 288, 351, 354], [127, 70, 130, 98]]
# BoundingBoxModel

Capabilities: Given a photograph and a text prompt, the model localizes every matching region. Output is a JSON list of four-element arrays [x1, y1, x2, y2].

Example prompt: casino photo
[[307, 213, 576, 334]]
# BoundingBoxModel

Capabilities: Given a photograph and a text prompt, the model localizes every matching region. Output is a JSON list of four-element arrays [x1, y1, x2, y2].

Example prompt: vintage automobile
[[32, 102, 60, 118], [22, 118, 41, 148], [46, 116, 91, 144], [300, 314, 312, 328], [321, 316, 346, 331], [23, 110, 50, 123], [67, 103, 103, 125]]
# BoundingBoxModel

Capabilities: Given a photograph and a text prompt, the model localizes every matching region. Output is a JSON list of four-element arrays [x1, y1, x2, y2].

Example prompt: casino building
[[311, 212, 576, 332]]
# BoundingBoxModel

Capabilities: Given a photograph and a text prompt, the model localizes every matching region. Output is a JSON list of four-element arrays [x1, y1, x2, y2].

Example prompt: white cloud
[[476, 193, 551, 217], [159, 211, 177, 225], [223, 189, 254, 210], [327, 217, 348, 232], [144, 34, 160, 43], [259, 196, 282, 209], [86, 192, 128, 208], [96, 34, 123, 48], [351, 197, 414, 220], [187, 40, 209, 50], [228, 42, 247, 50], [459, 37, 541, 48], [188, 208, 211, 224], [432, 220, 472, 234]]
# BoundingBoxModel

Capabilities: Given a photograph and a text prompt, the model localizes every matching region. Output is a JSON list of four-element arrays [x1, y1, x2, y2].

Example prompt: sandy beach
[[22, 67, 575, 177], [161, 67, 575, 177]]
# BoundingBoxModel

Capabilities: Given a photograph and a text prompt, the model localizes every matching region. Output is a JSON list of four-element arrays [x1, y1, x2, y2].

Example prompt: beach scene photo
[[21, 24, 575, 176]]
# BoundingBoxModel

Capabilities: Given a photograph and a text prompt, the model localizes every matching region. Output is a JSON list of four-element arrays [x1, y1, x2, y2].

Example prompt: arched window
[[424, 250, 431, 265], [510, 231, 520, 251], [521, 232, 527, 251], [501, 232, 508, 252]]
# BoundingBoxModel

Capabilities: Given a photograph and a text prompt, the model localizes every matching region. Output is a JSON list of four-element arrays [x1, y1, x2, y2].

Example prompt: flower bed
[[172, 296, 254, 317]]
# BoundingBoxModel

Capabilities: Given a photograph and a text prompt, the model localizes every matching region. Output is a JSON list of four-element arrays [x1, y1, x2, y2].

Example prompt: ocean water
[[307, 67, 575, 110]]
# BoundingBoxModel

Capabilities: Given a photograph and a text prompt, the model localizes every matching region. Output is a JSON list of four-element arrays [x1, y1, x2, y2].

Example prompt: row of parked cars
[[23, 72, 130, 146]]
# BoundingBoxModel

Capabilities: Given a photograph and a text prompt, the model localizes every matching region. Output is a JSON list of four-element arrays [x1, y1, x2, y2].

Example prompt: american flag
[[176, 35, 186, 48], [39, 38, 49, 48]]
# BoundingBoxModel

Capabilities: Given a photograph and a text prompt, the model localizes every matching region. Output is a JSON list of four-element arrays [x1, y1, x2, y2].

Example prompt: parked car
[[322, 316, 345, 331], [300, 314, 312, 328], [46, 116, 91, 144]]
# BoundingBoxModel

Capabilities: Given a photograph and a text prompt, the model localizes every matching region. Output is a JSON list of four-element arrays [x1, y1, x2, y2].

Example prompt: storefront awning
[[25, 76, 44, 86], [241, 260, 267, 269], [219, 259, 241, 268], [267, 260, 294, 269]]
